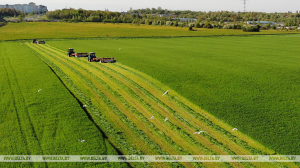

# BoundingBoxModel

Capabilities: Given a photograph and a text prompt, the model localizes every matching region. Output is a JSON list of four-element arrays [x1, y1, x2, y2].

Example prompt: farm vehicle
[[32, 38, 45, 44], [88, 52, 116, 63], [67, 48, 88, 57]]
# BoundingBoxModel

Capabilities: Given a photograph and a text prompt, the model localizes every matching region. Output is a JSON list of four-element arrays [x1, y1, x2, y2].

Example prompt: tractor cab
[[68, 48, 74, 53], [32, 38, 45, 44], [68, 48, 75, 57], [88, 52, 96, 62], [89, 52, 96, 58]]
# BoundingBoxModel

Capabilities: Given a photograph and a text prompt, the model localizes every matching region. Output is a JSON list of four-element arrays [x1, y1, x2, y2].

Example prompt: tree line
[[130, 7, 300, 26], [46, 8, 125, 23], [2, 7, 300, 28], [0, 8, 21, 18], [45, 8, 300, 27]]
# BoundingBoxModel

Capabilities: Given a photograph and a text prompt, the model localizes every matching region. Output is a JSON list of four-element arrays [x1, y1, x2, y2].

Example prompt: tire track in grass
[[6, 51, 45, 156], [35, 43, 203, 168], [0, 48, 28, 167], [26, 43, 182, 168], [0, 45, 31, 167], [2, 58, 30, 155], [3, 57, 46, 167], [7, 54, 47, 167]]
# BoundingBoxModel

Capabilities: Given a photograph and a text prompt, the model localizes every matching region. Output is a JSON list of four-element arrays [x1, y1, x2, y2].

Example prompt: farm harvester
[[32, 38, 45, 44], [88, 52, 116, 63], [67, 48, 88, 57]]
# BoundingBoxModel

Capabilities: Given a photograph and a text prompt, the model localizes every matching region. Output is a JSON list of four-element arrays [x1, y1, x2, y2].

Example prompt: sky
[[2, 0, 300, 13]]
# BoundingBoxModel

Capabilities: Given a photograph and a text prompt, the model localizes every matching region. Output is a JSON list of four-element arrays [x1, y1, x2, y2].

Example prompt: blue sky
[[3, 0, 300, 13]]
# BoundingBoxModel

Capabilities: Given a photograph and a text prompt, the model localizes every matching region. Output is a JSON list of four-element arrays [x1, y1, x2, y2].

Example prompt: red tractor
[[67, 48, 88, 57], [32, 38, 45, 44], [87, 52, 116, 63]]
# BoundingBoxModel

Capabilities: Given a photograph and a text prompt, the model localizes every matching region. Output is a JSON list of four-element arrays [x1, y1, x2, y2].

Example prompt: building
[[0, 2, 47, 13], [172, 18, 197, 22], [245, 21, 274, 25], [146, 14, 178, 18]]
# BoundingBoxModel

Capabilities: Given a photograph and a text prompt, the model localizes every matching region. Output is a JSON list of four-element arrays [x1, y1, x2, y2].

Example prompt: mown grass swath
[[47, 35, 300, 157], [25, 42, 299, 168], [0, 22, 300, 41], [0, 42, 127, 168]]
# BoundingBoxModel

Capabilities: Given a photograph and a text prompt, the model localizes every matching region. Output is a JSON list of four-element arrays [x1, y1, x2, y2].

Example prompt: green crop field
[[47, 35, 300, 156], [0, 42, 127, 168], [17, 41, 297, 167], [1, 22, 300, 167], [0, 22, 299, 41]]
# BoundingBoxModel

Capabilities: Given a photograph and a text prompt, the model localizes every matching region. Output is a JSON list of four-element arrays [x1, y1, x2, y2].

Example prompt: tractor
[[32, 38, 45, 44], [87, 52, 116, 63], [67, 48, 88, 57]]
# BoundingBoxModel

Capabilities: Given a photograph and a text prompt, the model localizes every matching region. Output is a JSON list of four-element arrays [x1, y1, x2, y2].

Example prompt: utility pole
[[242, 0, 249, 12]]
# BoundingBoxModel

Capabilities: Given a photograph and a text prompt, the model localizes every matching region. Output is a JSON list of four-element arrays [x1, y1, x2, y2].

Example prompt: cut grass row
[[1, 22, 300, 41], [0, 42, 126, 168], [25, 43, 174, 168], [25, 42, 298, 168]]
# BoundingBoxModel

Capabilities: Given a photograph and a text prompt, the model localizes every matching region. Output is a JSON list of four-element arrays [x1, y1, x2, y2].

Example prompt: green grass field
[[23, 41, 299, 168], [0, 22, 299, 41], [47, 35, 300, 156], [1, 22, 300, 167], [0, 42, 127, 168]]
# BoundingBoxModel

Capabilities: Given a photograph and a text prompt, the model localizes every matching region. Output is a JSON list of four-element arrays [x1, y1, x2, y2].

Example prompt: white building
[[172, 18, 197, 22], [0, 2, 47, 13]]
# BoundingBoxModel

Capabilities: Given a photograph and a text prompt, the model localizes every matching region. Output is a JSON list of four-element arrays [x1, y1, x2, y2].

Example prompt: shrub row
[[242, 25, 260, 32], [0, 22, 7, 27]]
